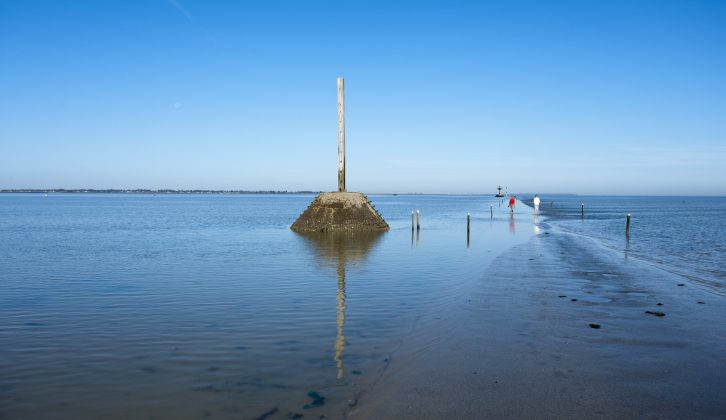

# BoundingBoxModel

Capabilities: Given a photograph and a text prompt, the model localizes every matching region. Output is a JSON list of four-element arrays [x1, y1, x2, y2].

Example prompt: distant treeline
[[0, 189, 321, 194]]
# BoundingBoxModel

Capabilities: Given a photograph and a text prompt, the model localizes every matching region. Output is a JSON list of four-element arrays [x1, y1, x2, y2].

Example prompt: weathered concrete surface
[[291, 192, 389, 232]]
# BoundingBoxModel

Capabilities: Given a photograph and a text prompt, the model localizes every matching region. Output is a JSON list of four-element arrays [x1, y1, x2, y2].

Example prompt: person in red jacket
[[508, 195, 516, 214]]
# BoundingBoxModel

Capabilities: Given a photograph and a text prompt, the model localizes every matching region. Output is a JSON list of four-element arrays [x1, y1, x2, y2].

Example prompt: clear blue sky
[[1, 0, 725, 194]]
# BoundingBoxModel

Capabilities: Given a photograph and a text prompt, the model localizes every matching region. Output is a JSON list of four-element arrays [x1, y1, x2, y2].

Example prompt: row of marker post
[[581, 203, 631, 236], [411, 204, 497, 237], [410, 203, 632, 237]]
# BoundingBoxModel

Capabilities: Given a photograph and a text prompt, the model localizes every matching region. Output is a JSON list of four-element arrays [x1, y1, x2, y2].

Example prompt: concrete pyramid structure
[[291, 192, 389, 232]]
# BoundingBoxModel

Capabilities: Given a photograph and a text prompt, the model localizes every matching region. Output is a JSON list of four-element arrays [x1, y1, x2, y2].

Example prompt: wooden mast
[[337, 77, 346, 192]]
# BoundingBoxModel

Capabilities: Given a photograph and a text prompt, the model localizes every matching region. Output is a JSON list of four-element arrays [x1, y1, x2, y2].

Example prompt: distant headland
[[0, 189, 321, 195]]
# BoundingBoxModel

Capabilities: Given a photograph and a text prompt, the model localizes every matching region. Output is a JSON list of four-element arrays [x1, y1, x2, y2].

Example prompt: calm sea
[[532, 195, 726, 294], [0, 193, 533, 419], [1, 193, 723, 418]]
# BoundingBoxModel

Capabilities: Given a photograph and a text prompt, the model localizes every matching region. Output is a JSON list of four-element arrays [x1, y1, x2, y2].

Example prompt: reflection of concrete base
[[291, 192, 389, 232]]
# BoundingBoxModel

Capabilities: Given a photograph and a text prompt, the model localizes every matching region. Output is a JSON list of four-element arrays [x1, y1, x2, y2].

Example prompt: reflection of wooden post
[[335, 254, 346, 379], [337, 77, 346, 192]]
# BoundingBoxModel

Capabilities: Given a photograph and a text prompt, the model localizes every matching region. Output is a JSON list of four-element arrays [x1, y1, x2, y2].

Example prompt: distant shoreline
[[0, 190, 514, 196], [5, 190, 717, 197], [0, 189, 322, 195]]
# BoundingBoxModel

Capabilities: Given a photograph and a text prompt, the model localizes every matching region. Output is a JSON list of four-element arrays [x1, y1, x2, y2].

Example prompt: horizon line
[[1, 189, 724, 198]]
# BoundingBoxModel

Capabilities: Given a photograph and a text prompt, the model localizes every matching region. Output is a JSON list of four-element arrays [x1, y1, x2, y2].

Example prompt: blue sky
[[1, 0, 725, 194]]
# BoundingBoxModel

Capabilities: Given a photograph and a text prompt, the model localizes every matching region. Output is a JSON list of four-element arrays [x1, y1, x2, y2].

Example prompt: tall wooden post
[[337, 77, 346, 192]]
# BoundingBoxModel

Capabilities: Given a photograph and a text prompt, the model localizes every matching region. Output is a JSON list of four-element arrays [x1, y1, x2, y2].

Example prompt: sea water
[[534, 195, 726, 294], [0, 194, 533, 419], [1, 193, 723, 418]]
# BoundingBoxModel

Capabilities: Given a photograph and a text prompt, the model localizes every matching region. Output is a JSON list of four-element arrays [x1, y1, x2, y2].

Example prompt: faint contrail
[[168, 0, 193, 22]]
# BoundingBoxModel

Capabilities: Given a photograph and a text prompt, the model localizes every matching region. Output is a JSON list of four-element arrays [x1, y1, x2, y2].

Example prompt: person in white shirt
[[533, 194, 541, 215]]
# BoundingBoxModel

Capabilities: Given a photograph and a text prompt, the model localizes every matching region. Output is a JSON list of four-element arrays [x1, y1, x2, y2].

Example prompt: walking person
[[508, 195, 516, 214], [533, 194, 541, 215]]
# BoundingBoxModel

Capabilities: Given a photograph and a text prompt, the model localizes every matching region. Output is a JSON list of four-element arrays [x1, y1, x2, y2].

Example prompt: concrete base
[[291, 192, 389, 232]]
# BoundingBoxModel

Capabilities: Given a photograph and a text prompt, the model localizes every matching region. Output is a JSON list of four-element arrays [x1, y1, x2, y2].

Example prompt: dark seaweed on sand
[[303, 391, 326, 409], [254, 407, 278, 420]]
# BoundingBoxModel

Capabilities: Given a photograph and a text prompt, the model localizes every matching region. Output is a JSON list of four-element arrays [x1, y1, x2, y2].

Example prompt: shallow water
[[0, 194, 535, 419], [532, 195, 726, 294]]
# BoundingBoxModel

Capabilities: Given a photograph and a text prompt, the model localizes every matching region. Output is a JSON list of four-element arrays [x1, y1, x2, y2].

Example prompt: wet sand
[[348, 224, 726, 418]]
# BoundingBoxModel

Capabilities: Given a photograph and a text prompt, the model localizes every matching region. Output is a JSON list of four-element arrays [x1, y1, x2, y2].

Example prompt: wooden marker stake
[[626, 213, 631, 236], [416, 210, 420, 231]]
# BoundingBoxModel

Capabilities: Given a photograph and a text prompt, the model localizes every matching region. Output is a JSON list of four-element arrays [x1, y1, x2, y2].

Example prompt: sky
[[1, 0, 725, 195]]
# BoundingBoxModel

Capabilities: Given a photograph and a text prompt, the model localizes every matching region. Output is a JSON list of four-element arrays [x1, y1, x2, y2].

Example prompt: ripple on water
[[0, 194, 536, 417]]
